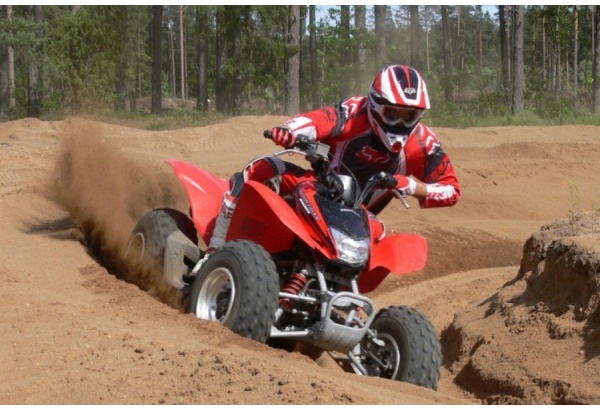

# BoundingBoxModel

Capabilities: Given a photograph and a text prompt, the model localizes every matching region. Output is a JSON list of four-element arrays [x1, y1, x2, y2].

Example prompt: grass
[[564, 184, 600, 239], [67, 109, 599, 132], [78, 110, 232, 131], [33, 96, 599, 132], [426, 107, 600, 129]]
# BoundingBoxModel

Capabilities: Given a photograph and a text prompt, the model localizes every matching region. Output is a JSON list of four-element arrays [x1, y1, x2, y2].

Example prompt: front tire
[[362, 305, 442, 390], [188, 240, 279, 343]]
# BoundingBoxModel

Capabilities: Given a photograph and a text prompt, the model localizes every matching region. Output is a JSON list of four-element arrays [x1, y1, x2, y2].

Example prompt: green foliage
[[0, 12, 41, 50], [2, 5, 598, 125], [123, 6, 151, 98], [0, 8, 47, 117], [43, 6, 125, 111]]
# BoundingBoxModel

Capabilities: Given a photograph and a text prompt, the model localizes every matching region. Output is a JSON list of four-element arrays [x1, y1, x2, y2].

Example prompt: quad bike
[[125, 130, 442, 389]]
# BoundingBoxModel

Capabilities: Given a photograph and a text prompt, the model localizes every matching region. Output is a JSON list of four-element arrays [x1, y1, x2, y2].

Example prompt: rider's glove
[[395, 175, 417, 196], [271, 126, 296, 148]]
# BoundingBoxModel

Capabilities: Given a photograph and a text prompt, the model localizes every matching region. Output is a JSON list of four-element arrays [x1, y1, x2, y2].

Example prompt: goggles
[[377, 105, 424, 127]]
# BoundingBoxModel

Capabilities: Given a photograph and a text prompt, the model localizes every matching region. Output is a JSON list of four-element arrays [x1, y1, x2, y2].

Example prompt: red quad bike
[[126, 130, 442, 390]]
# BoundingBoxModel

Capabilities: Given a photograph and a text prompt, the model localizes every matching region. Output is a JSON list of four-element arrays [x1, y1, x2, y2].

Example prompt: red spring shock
[[279, 273, 307, 310]]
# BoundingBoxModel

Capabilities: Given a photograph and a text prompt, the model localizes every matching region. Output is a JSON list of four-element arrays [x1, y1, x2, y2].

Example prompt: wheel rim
[[363, 332, 401, 379], [125, 232, 146, 265], [195, 267, 235, 323]]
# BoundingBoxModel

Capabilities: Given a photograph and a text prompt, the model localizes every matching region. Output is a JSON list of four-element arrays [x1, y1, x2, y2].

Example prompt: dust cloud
[[48, 128, 188, 303]]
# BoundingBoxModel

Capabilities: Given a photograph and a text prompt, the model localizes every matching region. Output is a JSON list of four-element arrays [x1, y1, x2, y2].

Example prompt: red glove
[[395, 175, 417, 195], [271, 127, 296, 148]]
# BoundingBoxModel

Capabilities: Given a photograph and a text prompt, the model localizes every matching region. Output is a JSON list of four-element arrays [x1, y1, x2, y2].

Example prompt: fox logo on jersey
[[356, 146, 391, 164]]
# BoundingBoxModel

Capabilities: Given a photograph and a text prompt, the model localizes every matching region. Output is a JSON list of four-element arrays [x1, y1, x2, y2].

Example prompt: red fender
[[358, 234, 428, 294], [166, 160, 228, 245], [228, 181, 334, 257]]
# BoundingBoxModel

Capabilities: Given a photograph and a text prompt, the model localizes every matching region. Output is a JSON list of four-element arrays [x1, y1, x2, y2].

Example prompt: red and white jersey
[[282, 96, 461, 213]]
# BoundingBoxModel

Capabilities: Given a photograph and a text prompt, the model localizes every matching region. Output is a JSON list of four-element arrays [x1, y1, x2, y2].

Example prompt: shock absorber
[[279, 272, 308, 310]]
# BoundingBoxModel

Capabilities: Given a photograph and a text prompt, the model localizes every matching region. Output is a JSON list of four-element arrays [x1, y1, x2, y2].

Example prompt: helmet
[[367, 65, 430, 152]]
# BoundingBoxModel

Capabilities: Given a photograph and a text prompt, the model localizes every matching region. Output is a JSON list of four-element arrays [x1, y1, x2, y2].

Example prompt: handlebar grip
[[382, 173, 399, 190], [263, 129, 310, 150]]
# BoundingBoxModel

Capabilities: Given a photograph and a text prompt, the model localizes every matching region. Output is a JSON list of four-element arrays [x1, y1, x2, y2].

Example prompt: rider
[[208, 64, 461, 250]]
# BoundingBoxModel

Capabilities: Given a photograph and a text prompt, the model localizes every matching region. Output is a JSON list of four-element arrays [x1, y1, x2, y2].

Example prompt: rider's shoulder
[[416, 123, 437, 138], [412, 123, 441, 156], [339, 96, 369, 117]]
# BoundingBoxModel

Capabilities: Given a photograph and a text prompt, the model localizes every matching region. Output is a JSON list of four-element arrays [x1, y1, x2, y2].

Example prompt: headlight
[[330, 227, 369, 265]]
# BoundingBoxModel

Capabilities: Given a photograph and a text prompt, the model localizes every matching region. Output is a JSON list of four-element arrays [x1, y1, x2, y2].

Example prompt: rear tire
[[125, 208, 197, 310], [362, 305, 441, 390], [188, 240, 279, 343]]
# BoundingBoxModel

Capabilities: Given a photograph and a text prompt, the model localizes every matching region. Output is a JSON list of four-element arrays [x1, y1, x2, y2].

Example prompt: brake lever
[[393, 189, 411, 209]]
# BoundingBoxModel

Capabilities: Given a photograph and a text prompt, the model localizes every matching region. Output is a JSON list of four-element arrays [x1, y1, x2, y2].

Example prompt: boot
[[208, 192, 237, 251]]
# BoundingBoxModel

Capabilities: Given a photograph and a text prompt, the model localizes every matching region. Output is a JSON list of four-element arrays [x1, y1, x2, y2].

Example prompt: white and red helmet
[[367, 65, 430, 152]]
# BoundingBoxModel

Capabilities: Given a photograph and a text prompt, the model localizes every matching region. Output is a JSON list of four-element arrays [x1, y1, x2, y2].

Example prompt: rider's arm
[[406, 177, 429, 200], [282, 97, 368, 142], [281, 107, 337, 141], [408, 125, 461, 209], [407, 159, 460, 208]]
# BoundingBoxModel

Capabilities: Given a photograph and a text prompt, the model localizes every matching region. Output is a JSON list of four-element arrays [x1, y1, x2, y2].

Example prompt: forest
[[1, 5, 599, 126]]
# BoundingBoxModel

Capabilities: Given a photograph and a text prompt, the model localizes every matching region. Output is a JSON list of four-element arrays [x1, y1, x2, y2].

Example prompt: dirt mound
[[443, 213, 600, 404]]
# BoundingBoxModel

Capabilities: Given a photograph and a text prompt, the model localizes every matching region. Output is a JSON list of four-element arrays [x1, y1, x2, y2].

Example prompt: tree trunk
[[512, 5, 525, 115], [354, 5, 366, 95], [151, 5, 163, 115], [299, 6, 307, 111], [573, 5, 578, 97], [499, 6, 510, 94], [593, 6, 596, 73], [531, 19, 536, 70], [115, 6, 128, 112], [441, 6, 452, 101], [374, 6, 386, 70], [477, 6, 483, 73], [196, 6, 209, 112], [309, 6, 319, 109], [169, 19, 176, 98], [543, 16, 547, 88], [27, 5, 44, 117], [594, 5, 600, 113], [215, 7, 227, 113], [340, 6, 351, 99], [409, 6, 420, 70], [0, 6, 8, 120], [555, 12, 560, 92], [424, 6, 430, 73], [456, 6, 462, 70], [565, 48, 569, 92], [286, 5, 300, 115], [179, 6, 185, 99], [8, 5, 16, 112]]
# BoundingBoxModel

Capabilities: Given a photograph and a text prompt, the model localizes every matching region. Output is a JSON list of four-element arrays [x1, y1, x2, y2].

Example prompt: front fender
[[358, 234, 428, 294], [228, 181, 331, 256], [166, 160, 228, 245]]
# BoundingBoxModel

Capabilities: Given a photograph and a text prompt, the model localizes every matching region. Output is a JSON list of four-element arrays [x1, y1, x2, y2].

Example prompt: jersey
[[281, 96, 461, 213]]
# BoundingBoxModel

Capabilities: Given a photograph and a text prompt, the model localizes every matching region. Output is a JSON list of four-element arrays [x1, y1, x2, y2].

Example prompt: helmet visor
[[380, 105, 424, 127]]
